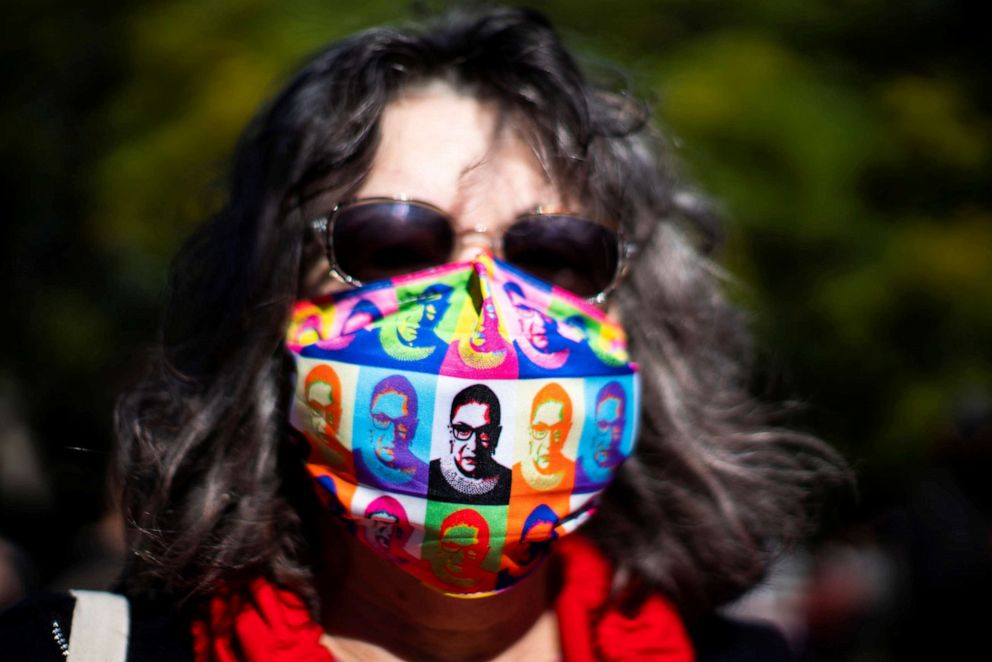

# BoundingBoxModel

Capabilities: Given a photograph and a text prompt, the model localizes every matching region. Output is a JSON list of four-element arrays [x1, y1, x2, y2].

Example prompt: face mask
[[286, 254, 640, 596]]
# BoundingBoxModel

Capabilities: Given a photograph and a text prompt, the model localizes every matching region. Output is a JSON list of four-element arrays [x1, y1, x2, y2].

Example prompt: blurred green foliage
[[2, 0, 990, 578]]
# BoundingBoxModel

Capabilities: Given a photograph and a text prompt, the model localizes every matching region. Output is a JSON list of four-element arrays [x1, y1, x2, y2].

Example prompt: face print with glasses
[[357, 374, 428, 491], [575, 380, 630, 491], [448, 420, 497, 466], [429, 384, 511, 505], [302, 364, 352, 473], [310, 197, 634, 303], [520, 382, 573, 492]]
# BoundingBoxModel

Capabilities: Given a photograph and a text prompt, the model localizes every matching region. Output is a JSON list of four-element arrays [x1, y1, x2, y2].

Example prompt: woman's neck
[[316, 519, 560, 661]]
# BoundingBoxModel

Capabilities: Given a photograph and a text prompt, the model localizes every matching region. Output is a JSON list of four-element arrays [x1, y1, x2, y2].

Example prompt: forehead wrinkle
[[449, 134, 500, 220], [452, 153, 494, 207], [451, 116, 558, 222], [443, 93, 506, 218]]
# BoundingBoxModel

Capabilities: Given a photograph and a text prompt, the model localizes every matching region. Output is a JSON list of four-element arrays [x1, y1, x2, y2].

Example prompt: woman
[[1, 5, 847, 660]]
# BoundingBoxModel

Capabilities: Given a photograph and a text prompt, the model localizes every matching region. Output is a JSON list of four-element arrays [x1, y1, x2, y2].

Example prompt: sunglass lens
[[332, 201, 454, 283], [503, 215, 619, 298]]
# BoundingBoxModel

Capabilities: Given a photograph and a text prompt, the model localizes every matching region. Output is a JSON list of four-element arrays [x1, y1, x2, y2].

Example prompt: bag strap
[[66, 590, 130, 662]]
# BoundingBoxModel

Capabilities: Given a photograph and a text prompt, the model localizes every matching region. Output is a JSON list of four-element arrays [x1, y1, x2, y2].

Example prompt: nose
[[451, 548, 465, 567], [452, 227, 497, 262]]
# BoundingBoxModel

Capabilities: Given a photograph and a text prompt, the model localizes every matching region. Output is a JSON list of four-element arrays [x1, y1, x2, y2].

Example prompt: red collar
[[192, 538, 693, 661], [554, 536, 693, 661]]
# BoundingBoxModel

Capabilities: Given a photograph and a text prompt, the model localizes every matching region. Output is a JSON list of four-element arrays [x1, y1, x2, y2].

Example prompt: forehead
[[306, 380, 334, 404], [372, 390, 408, 414], [523, 521, 554, 539], [356, 81, 562, 224], [597, 396, 622, 419], [369, 511, 399, 523], [452, 401, 491, 426], [442, 522, 481, 543], [532, 400, 564, 425]]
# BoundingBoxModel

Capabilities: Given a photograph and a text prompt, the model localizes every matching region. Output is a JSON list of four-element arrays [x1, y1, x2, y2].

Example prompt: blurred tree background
[[2, 0, 989, 655]]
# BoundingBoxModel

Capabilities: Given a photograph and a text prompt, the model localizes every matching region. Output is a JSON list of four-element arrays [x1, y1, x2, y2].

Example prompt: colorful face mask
[[286, 254, 640, 595]]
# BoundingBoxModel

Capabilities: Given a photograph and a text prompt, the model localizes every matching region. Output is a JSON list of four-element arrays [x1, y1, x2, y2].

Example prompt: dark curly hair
[[115, 4, 849, 618]]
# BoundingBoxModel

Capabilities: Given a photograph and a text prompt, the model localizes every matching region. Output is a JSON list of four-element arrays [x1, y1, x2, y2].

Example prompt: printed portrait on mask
[[360, 495, 418, 564], [496, 503, 559, 589], [288, 301, 331, 348], [429, 383, 512, 505], [440, 293, 517, 379], [512, 382, 578, 494], [544, 295, 632, 374], [289, 283, 394, 353], [567, 314, 630, 368], [313, 297, 386, 353], [378, 280, 457, 367], [423, 502, 505, 593], [354, 370, 434, 496], [297, 362, 356, 474], [575, 378, 637, 491], [502, 280, 572, 375]]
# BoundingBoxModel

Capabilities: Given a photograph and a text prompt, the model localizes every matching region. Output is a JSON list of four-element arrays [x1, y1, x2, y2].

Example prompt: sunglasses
[[309, 197, 634, 303]]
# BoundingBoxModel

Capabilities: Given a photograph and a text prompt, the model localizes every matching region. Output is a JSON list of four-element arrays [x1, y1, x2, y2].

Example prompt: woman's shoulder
[[0, 590, 194, 662]]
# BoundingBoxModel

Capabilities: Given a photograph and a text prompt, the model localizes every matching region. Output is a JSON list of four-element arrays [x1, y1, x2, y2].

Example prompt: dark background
[[2, 1, 990, 658]]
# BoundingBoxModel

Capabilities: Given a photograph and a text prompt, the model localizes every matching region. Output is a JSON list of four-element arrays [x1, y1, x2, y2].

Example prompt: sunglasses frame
[[309, 195, 636, 304]]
